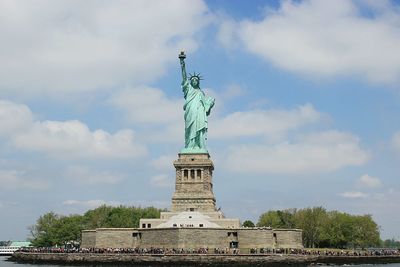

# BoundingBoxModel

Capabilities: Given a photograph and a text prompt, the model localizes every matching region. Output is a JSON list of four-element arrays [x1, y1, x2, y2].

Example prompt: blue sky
[[1, 0, 400, 241]]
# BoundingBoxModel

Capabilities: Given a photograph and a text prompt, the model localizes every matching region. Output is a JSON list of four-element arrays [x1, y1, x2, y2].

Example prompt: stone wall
[[95, 228, 136, 248], [81, 230, 96, 248], [275, 229, 303, 248], [177, 228, 229, 249], [82, 227, 303, 250], [139, 228, 180, 248], [238, 228, 273, 250]]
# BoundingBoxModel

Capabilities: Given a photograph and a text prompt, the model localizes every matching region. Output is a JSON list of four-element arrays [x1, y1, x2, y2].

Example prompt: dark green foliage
[[29, 205, 163, 247], [54, 215, 85, 246], [257, 210, 282, 228], [382, 238, 400, 248], [349, 214, 380, 249], [257, 209, 296, 228], [295, 207, 327, 248], [83, 205, 114, 229], [257, 207, 381, 249], [29, 212, 61, 247], [242, 220, 255, 227]]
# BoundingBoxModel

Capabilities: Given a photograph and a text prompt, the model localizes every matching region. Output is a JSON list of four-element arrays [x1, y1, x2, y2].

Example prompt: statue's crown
[[189, 72, 203, 81]]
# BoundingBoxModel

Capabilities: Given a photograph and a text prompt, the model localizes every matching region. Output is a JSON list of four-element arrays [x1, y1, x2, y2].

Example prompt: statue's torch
[[179, 50, 186, 60]]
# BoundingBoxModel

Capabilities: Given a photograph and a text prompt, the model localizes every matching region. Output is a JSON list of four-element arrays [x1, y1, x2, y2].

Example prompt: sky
[[0, 0, 400, 241]]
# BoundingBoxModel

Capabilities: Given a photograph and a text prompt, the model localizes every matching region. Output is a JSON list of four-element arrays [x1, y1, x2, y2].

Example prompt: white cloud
[[146, 123, 183, 144], [217, 19, 239, 50], [62, 199, 121, 209], [234, 0, 400, 84], [111, 87, 185, 144], [340, 191, 369, 198], [150, 174, 173, 188], [14, 120, 146, 159], [113, 88, 321, 145], [358, 174, 381, 188], [0, 0, 210, 95], [0, 100, 147, 159], [211, 104, 322, 140], [224, 131, 369, 174], [0, 100, 32, 136], [66, 166, 123, 185], [0, 170, 49, 190], [62, 199, 170, 209], [119, 94, 322, 144], [222, 84, 246, 99], [151, 155, 176, 171], [111, 88, 182, 125]]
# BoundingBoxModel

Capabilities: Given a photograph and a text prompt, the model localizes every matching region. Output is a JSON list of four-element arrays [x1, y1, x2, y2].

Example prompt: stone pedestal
[[171, 153, 216, 212]]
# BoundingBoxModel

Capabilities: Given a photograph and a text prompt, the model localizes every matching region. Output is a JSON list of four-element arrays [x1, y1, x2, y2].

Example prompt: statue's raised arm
[[178, 51, 215, 154], [179, 51, 187, 83]]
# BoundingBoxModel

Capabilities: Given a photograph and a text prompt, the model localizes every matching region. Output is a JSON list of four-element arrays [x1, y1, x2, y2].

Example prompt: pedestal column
[[171, 153, 216, 212]]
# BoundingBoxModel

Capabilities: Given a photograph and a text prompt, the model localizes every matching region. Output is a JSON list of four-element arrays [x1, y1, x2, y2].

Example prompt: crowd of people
[[18, 246, 399, 256], [249, 248, 400, 256], [18, 247, 230, 255]]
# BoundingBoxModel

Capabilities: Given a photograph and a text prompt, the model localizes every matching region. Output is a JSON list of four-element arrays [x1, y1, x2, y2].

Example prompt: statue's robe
[[182, 79, 214, 149]]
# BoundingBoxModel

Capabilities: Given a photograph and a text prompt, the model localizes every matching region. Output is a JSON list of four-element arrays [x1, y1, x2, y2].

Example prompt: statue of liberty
[[179, 51, 215, 153]]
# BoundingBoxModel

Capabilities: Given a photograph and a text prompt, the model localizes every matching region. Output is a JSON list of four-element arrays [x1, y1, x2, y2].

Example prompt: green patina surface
[[179, 51, 215, 154]]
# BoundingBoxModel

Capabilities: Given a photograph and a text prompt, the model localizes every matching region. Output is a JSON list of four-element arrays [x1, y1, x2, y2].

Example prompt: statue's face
[[190, 78, 199, 88]]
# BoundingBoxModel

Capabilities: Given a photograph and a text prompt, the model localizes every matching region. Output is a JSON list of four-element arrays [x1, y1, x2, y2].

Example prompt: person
[[179, 51, 215, 153]]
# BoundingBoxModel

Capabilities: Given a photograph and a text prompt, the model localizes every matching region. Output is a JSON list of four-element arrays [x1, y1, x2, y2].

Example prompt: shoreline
[[11, 252, 400, 266]]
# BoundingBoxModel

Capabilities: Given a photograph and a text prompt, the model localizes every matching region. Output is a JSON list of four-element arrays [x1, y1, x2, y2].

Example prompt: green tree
[[258, 209, 297, 228], [382, 238, 400, 248], [105, 206, 136, 228], [29, 212, 61, 247], [134, 206, 162, 227], [29, 213, 85, 247], [351, 215, 380, 249], [54, 215, 84, 245], [82, 205, 163, 229], [257, 210, 282, 227], [277, 209, 296, 228], [83, 205, 114, 229], [242, 220, 255, 227], [30, 205, 164, 247], [295, 207, 327, 248], [319, 211, 352, 248]]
